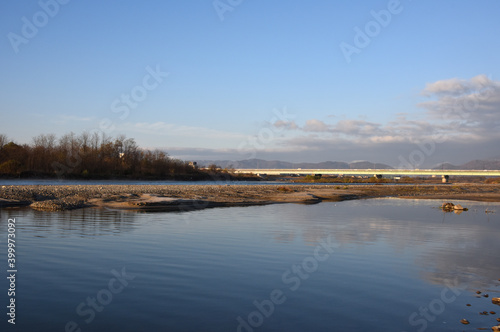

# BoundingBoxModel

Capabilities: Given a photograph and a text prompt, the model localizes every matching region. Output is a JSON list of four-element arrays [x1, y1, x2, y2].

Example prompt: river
[[1, 199, 499, 331]]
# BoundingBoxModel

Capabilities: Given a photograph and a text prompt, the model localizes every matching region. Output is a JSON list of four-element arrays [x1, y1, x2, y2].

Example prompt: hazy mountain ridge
[[434, 159, 500, 170], [196, 159, 393, 169], [196, 158, 500, 170], [432, 162, 461, 170]]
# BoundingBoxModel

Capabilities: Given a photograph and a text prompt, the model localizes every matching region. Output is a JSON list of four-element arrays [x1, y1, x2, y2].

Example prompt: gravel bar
[[0, 183, 499, 211]]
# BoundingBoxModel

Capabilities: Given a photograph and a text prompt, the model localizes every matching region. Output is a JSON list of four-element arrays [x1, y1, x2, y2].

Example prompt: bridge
[[233, 169, 500, 177]]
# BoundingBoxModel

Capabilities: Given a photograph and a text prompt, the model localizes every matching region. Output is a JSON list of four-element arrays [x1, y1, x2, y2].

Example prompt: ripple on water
[[2, 199, 500, 331]]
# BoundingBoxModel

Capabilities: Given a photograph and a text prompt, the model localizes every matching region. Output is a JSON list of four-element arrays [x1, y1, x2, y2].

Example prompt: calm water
[[0, 179, 416, 186], [1, 199, 500, 332], [0, 179, 271, 186]]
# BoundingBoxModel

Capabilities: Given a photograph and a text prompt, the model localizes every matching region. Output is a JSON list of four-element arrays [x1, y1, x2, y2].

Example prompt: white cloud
[[273, 120, 299, 130], [421, 74, 498, 96], [61, 115, 95, 122], [51, 114, 96, 125], [108, 75, 500, 167], [417, 75, 500, 138], [333, 120, 384, 137], [422, 77, 471, 96], [121, 121, 247, 141], [270, 75, 500, 148], [230, 74, 500, 166], [303, 119, 330, 132]]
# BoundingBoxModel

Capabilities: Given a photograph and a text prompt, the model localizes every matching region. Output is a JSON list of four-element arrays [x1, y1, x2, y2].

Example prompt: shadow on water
[[0, 207, 139, 237]]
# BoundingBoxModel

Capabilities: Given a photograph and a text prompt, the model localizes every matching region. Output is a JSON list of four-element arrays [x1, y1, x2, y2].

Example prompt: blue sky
[[1, 0, 500, 167]]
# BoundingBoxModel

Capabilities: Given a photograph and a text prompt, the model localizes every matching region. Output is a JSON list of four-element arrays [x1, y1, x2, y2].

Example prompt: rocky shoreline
[[1, 183, 500, 212]]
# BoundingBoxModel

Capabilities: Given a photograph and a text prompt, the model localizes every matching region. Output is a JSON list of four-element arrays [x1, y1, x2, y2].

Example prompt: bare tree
[[1, 131, 211, 179], [0, 134, 8, 149], [79, 131, 90, 155], [31, 134, 57, 172]]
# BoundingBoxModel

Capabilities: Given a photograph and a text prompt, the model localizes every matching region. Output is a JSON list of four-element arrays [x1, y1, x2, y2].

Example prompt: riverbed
[[2, 183, 500, 212]]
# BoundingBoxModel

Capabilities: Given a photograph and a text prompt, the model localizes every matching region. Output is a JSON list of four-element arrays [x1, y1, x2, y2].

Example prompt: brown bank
[[1, 184, 500, 212]]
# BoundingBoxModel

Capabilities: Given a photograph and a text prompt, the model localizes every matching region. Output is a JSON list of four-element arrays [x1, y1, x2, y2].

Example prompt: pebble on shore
[[30, 198, 88, 211]]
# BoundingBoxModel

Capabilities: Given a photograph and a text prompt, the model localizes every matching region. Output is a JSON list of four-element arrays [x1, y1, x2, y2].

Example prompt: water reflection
[[0, 207, 139, 237], [259, 199, 500, 289], [0, 198, 499, 332], [1, 199, 499, 292]]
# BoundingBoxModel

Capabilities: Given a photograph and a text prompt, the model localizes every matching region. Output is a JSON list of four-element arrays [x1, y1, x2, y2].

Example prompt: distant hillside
[[432, 162, 461, 170], [349, 161, 393, 169], [461, 159, 500, 170], [198, 158, 500, 170], [196, 159, 393, 169], [433, 160, 500, 170]]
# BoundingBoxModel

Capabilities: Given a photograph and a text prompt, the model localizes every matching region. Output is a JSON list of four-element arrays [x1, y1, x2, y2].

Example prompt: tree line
[[0, 132, 212, 180]]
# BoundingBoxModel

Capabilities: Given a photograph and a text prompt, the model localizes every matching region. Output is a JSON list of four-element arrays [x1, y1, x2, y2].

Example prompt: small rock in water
[[485, 294, 490, 298], [441, 202, 468, 211], [460, 318, 470, 324], [493, 298, 500, 305], [477, 291, 483, 294], [489, 311, 496, 314], [442, 202, 455, 210], [454, 204, 465, 210], [466, 303, 471, 306], [492, 326, 500, 331]]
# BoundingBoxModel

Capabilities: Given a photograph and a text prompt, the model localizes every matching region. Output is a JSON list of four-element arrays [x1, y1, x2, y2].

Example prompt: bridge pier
[[442, 175, 449, 183]]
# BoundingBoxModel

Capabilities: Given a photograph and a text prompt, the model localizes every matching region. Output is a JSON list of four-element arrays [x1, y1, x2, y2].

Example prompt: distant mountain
[[433, 160, 500, 170], [196, 159, 293, 169], [432, 162, 461, 170], [461, 159, 500, 170], [195, 159, 393, 169], [196, 158, 500, 170], [348, 161, 393, 169]]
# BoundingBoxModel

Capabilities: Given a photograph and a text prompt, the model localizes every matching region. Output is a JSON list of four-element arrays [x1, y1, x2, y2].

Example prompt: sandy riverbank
[[1, 183, 500, 212]]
